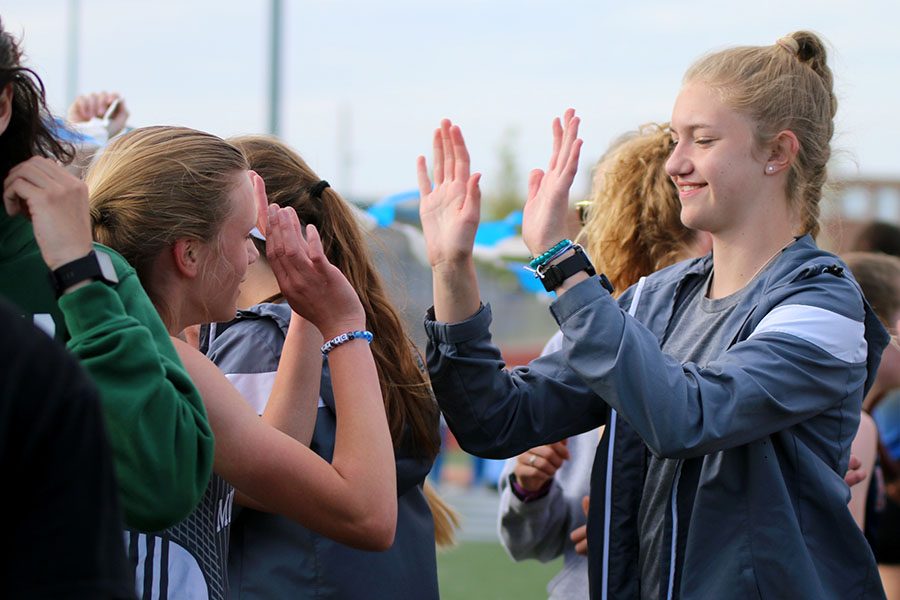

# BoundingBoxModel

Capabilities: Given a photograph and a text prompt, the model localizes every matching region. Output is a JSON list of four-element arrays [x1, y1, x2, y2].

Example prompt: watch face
[[95, 250, 119, 284]]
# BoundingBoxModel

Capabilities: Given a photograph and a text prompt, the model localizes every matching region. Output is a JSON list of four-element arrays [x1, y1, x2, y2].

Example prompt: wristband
[[320, 330, 374, 355], [528, 239, 573, 270], [509, 473, 552, 503]]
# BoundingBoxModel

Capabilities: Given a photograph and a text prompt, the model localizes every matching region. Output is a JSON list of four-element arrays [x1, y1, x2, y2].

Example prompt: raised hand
[[512, 440, 570, 492], [521, 109, 583, 256], [67, 91, 129, 137], [266, 204, 365, 340], [417, 119, 482, 271], [2, 157, 92, 270]]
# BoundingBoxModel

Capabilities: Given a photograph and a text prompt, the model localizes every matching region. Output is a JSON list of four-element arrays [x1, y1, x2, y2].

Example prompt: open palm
[[522, 109, 583, 256], [417, 119, 482, 270]]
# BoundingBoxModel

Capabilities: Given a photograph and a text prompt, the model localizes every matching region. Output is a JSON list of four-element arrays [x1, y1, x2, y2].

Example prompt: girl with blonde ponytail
[[87, 126, 397, 600], [204, 135, 452, 599], [419, 31, 888, 599]]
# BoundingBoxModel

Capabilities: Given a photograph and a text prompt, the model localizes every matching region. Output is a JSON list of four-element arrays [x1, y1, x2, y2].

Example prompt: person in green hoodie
[[0, 18, 214, 532]]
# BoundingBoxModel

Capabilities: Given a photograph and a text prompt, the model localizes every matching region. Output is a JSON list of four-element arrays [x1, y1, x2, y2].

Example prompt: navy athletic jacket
[[425, 235, 888, 600]]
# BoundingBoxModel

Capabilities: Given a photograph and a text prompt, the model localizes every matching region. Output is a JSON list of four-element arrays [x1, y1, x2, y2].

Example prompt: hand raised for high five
[[416, 119, 482, 271], [522, 109, 583, 257], [265, 204, 365, 341]]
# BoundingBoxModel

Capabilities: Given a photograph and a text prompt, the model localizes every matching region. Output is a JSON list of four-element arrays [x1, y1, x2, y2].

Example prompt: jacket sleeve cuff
[[424, 303, 491, 345], [549, 275, 616, 326], [58, 280, 129, 337]]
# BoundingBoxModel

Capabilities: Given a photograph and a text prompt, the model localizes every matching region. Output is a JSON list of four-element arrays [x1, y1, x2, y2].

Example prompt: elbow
[[122, 488, 199, 532], [346, 502, 397, 551]]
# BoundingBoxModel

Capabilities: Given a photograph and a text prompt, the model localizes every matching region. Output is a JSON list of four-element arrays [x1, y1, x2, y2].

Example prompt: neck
[[237, 258, 280, 309], [708, 222, 798, 299]]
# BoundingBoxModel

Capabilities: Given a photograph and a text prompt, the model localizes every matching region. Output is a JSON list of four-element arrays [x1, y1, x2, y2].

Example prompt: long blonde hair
[[87, 126, 248, 322], [578, 123, 696, 296]]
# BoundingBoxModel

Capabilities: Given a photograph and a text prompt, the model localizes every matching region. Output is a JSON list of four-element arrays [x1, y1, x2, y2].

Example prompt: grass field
[[437, 541, 562, 600]]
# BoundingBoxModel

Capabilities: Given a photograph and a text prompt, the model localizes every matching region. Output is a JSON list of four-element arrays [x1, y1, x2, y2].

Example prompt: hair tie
[[776, 36, 799, 56], [309, 180, 330, 199]]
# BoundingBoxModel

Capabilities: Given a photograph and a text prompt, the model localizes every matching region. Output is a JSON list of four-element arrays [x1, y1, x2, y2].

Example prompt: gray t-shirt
[[638, 272, 752, 600]]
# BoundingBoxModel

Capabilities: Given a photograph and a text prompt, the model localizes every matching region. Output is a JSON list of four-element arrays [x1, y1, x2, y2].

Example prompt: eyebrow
[[671, 123, 714, 136]]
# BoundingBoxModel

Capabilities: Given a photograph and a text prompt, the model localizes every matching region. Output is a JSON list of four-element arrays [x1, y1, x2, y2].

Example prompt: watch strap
[[50, 250, 118, 297], [539, 245, 597, 292]]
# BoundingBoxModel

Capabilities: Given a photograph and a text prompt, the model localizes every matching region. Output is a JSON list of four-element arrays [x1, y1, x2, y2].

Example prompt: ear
[[0, 84, 13, 136], [172, 238, 203, 278], [764, 130, 800, 175]]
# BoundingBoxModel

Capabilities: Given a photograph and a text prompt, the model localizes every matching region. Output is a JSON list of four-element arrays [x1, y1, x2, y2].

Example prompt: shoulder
[[206, 303, 291, 372], [92, 241, 137, 280]]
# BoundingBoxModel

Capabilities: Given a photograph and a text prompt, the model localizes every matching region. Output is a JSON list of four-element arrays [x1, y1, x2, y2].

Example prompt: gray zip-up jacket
[[425, 236, 888, 600], [497, 331, 595, 600], [204, 303, 439, 600]]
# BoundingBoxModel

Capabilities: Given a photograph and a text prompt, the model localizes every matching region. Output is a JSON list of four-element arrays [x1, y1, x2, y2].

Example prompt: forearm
[[554, 276, 870, 458], [327, 338, 397, 539], [261, 312, 322, 445], [425, 304, 605, 457], [62, 282, 214, 531], [432, 259, 481, 323]]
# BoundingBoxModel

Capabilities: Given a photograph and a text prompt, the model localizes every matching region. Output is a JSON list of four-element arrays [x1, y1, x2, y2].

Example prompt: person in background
[[843, 252, 900, 599], [0, 18, 213, 532], [205, 134, 449, 599]]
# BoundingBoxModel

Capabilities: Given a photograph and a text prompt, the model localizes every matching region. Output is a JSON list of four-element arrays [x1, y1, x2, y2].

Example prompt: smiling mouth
[[677, 183, 706, 197]]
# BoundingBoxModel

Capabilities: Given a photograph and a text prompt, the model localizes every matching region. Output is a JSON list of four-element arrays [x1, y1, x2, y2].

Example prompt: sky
[[4, 1, 900, 203]]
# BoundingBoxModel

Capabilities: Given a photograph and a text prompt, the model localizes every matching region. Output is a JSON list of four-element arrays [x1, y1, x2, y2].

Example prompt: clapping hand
[[522, 109, 583, 257], [417, 119, 482, 272], [266, 204, 365, 341]]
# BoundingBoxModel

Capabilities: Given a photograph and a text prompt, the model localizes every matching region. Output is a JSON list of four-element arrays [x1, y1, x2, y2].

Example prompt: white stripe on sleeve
[[225, 372, 277, 415], [225, 371, 326, 415], [748, 304, 867, 364]]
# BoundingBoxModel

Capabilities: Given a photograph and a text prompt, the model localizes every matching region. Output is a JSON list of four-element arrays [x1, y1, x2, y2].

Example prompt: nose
[[665, 141, 690, 180], [246, 237, 260, 265]]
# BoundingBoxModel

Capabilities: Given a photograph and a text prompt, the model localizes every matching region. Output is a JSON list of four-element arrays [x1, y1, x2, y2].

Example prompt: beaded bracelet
[[320, 330, 374, 355], [535, 242, 576, 277], [528, 239, 573, 270]]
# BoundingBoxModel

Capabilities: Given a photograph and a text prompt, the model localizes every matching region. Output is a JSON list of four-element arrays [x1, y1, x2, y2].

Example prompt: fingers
[[452, 124, 470, 182], [466, 173, 482, 217], [440, 119, 454, 184], [305, 224, 328, 269], [416, 155, 432, 199], [527, 169, 544, 202], [2, 177, 39, 216], [570, 525, 588, 555], [431, 128, 444, 185], [549, 117, 562, 171], [848, 454, 861, 470]]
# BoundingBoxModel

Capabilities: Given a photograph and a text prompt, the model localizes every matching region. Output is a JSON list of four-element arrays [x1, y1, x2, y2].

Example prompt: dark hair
[[852, 221, 900, 258], [0, 18, 74, 183], [230, 134, 441, 460]]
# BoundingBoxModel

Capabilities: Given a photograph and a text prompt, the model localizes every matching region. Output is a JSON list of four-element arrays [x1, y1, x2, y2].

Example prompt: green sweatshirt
[[0, 211, 215, 532]]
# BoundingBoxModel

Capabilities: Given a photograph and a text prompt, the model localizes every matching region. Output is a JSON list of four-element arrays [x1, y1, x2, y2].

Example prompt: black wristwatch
[[50, 250, 119, 298], [537, 245, 597, 292]]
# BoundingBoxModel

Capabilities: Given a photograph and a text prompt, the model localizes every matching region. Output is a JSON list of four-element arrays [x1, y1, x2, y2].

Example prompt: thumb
[[581, 495, 590, 516], [466, 172, 482, 215], [527, 169, 544, 202]]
